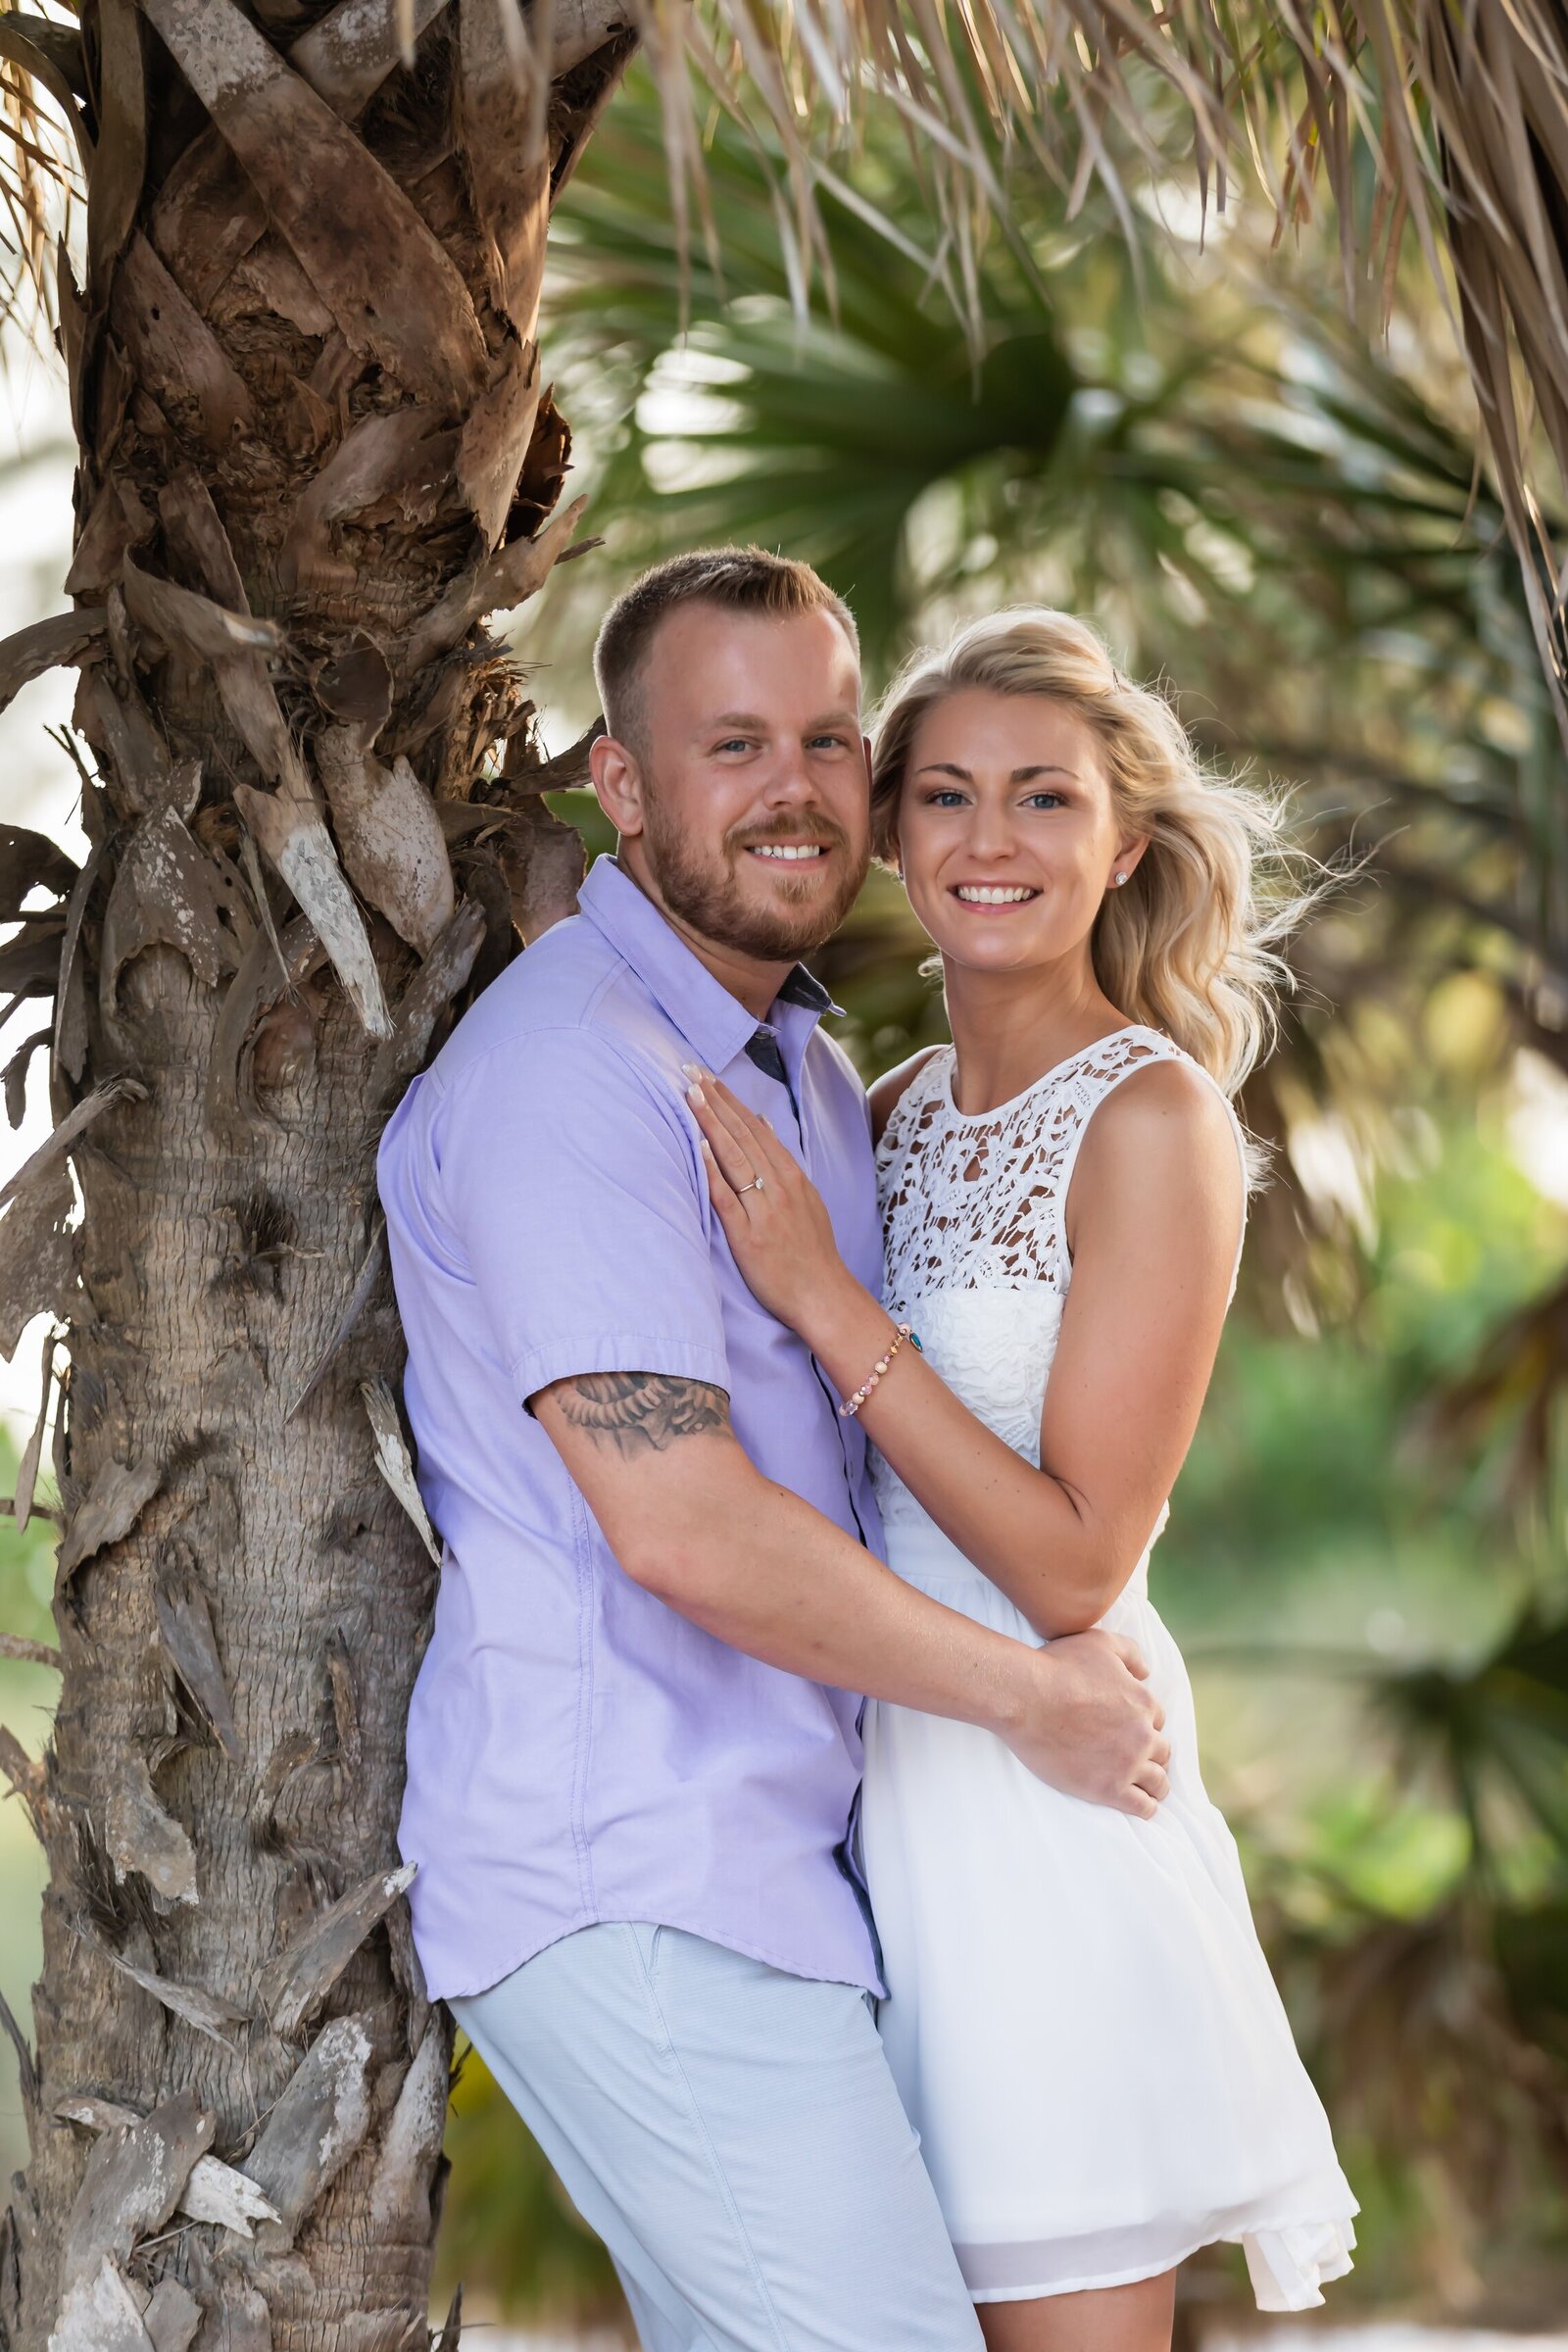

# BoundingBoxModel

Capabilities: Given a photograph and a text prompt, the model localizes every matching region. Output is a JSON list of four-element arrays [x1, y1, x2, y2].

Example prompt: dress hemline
[[963, 2214, 1357, 2310]]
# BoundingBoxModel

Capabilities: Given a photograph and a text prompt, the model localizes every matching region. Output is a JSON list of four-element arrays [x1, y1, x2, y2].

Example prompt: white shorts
[[451, 1921, 983, 2352]]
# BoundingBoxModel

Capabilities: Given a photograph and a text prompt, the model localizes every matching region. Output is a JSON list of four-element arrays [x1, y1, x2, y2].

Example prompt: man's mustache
[[728, 817, 851, 854]]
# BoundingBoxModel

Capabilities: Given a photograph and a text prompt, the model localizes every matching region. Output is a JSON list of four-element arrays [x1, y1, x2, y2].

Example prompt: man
[[377, 549, 1168, 2352]]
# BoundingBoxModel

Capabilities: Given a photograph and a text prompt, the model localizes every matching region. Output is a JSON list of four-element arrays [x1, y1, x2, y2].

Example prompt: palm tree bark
[[0, 7, 634, 2351]]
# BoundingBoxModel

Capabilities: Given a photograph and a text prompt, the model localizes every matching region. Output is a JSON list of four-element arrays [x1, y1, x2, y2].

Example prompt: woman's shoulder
[[869, 1044, 947, 1147], [1078, 1042, 1239, 1164], [1068, 1043, 1247, 1254]]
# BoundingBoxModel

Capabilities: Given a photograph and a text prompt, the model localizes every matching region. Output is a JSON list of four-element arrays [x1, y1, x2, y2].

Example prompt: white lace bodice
[[869, 1026, 1248, 1567]]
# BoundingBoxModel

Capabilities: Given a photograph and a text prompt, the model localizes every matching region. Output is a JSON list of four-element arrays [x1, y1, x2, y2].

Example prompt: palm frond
[[0, 2, 81, 343], [613, 0, 1568, 747], [1370, 1602, 1568, 1869], [0, 3, 1563, 739], [1420, 1271, 1568, 1507]]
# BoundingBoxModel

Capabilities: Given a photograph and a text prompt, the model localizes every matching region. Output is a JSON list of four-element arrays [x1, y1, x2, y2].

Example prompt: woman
[[685, 609, 1357, 2352]]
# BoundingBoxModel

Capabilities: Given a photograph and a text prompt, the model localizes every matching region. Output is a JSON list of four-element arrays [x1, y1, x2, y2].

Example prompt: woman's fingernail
[[680, 1061, 701, 1079], [687, 1082, 705, 1106]]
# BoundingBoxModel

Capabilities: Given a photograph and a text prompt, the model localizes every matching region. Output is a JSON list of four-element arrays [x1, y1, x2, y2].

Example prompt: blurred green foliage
[[437, 2044, 623, 2326], [0, 1440, 61, 2190]]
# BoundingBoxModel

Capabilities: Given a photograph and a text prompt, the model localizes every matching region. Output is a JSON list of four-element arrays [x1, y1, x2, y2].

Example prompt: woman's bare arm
[[693, 1058, 1244, 1637]]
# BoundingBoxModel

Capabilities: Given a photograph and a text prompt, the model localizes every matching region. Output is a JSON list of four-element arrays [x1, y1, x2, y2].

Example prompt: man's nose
[[759, 749, 817, 805]]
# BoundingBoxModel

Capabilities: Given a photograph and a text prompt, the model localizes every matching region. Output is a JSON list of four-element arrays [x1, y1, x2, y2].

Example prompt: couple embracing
[[378, 548, 1357, 2352]]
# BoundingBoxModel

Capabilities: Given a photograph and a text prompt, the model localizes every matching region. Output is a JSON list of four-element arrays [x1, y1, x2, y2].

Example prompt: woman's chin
[[924, 920, 1063, 975]]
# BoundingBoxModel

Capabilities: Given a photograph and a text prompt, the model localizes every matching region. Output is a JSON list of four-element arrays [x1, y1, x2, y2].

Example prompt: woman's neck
[[941, 956, 1130, 1117]]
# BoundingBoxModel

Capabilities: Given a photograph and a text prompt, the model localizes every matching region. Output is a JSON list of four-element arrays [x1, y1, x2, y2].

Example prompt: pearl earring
[[1113, 870, 1127, 887]]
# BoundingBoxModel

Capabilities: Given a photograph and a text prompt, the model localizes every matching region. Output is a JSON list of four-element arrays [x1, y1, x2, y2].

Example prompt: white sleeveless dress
[[862, 1026, 1358, 2310]]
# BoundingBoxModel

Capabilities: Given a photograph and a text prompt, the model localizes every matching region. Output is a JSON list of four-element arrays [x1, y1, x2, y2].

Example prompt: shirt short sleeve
[[429, 1025, 729, 1409]]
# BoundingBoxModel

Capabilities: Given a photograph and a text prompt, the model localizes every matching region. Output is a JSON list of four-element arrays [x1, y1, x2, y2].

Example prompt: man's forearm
[[534, 1373, 1032, 1736], [632, 1462, 1171, 1820], [536, 1372, 1163, 1814], [641, 1459, 1033, 1737]]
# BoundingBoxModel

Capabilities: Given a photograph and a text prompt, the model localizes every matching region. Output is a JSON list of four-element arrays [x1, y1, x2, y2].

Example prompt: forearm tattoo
[[555, 1372, 730, 1458]]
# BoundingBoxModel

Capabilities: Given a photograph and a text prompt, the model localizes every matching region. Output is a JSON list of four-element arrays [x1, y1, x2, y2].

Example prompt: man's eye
[[713, 738, 752, 755], [808, 733, 852, 752]]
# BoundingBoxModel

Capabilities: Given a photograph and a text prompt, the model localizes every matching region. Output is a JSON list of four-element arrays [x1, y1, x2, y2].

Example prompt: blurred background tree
[[427, 63, 1568, 2339]]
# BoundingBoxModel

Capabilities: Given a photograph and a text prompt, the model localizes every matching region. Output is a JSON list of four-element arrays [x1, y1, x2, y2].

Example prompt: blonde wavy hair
[[870, 609, 1318, 1113]]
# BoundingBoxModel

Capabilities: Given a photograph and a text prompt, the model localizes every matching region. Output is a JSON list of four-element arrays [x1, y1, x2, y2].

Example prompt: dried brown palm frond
[[0, 5, 81, 343]]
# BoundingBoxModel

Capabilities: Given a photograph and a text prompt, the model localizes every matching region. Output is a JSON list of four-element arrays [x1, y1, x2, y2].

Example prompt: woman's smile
[[950, 880, 1043, 908]]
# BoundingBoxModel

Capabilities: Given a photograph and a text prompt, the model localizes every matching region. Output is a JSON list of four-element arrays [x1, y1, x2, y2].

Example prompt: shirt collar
[[776, 964, 836, 1015], [576, 854, 843, 1072]]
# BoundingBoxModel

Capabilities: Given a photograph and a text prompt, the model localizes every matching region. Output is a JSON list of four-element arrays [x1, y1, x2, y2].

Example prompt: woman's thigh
[[978, 2271, 1176, 2352]]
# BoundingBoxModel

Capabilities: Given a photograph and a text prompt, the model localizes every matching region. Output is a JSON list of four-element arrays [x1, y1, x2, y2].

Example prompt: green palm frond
[[2, 4, 1559, 736], [1372, 1603, 1568, 1870], [592, 1, 1568, 751], [540, 68, 1563, 909], [541, 78, 1070, 628]]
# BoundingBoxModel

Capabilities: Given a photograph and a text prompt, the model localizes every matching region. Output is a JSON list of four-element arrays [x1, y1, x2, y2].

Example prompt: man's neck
[[614, 851, 793, 1023]]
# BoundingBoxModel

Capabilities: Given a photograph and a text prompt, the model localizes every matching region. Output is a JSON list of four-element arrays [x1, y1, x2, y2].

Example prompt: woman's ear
[[590, 731, 645, 837], [1111, 832, 1152, 886]]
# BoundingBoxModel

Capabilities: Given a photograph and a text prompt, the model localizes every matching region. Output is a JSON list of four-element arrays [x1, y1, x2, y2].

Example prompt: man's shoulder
[[430, 914, 665, 1092], [807, 1025, 871, 1129]]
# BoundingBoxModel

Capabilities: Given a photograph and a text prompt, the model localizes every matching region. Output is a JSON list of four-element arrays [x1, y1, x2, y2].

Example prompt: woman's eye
[[1023, 791, 1065, 809], [925, 789, 966, 808]]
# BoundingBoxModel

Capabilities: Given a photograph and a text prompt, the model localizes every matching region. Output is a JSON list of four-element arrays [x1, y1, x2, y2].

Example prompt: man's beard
[[643, 803, 867, 961]]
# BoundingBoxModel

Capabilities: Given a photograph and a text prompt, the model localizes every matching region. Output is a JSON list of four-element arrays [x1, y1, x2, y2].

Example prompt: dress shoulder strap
[[874, 1042, 954, 1166]]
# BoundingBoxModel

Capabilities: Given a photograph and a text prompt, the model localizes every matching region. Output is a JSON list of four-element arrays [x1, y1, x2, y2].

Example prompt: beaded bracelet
[[838, 1321, 922, 1419]]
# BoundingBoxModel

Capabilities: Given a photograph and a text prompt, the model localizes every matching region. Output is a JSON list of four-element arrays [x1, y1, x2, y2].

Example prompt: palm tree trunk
[[0, 8, 633, 2351]]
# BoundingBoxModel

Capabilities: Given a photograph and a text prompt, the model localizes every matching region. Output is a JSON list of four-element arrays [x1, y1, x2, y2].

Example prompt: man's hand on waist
[[989, 1631, 1170, 1817]]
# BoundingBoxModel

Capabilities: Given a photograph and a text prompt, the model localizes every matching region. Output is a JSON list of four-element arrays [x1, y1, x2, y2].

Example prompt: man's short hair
[[593, 547, 860, 750]]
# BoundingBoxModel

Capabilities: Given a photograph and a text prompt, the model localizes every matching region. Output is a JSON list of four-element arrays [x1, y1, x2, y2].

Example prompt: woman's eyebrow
[[912, 761, 1078, 780]]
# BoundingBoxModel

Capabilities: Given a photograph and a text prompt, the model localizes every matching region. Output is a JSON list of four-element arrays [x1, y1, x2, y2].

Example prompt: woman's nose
[[964, 802, 1016, 858]]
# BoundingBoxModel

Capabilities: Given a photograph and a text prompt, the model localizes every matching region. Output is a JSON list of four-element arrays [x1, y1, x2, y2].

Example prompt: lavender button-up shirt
[[377, 854, 887, 2000]]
